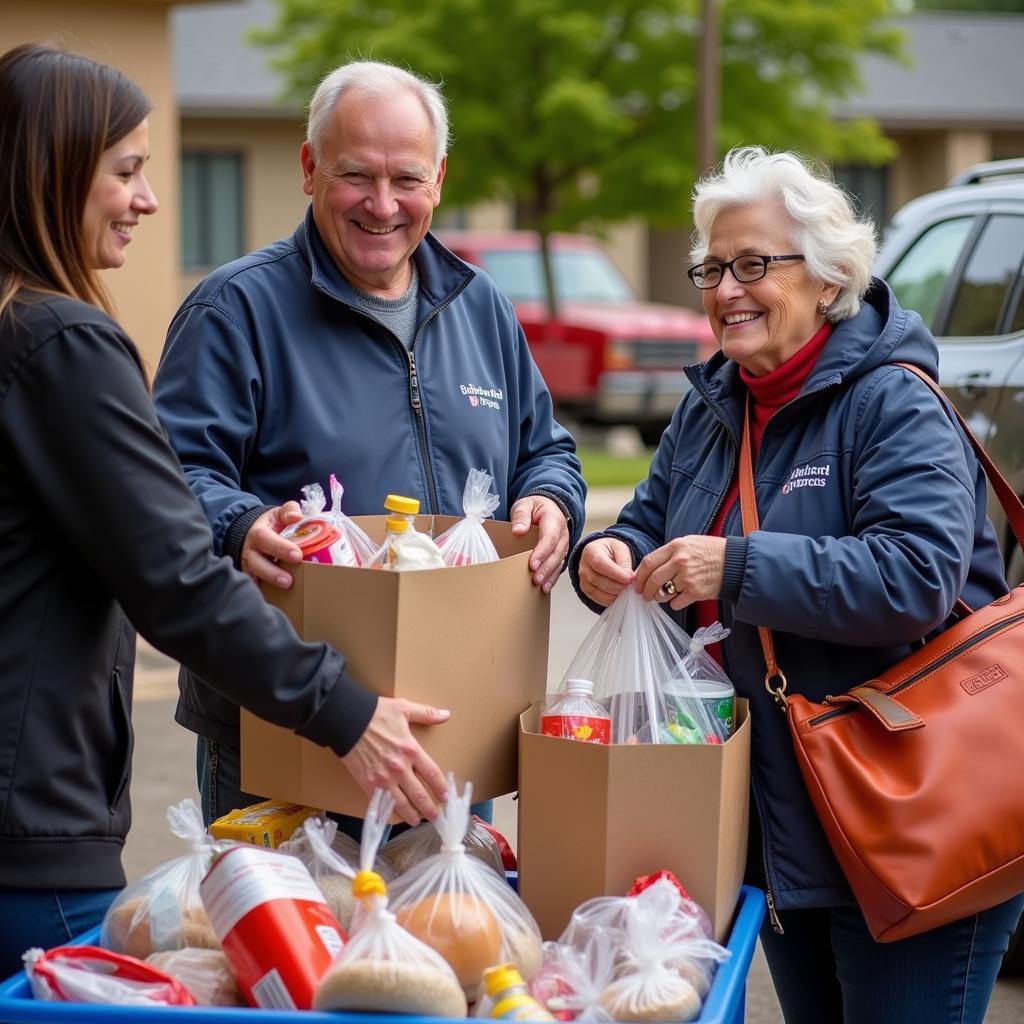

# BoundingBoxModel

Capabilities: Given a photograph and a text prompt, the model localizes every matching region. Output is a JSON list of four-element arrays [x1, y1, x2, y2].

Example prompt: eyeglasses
[[687, 254, 805, 290]]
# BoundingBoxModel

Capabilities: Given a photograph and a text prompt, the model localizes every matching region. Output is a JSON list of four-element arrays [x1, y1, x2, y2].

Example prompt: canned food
[[200, 845, 346, 1009]]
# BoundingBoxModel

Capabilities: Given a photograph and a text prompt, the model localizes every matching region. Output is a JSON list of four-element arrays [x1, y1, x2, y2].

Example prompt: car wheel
[[1000, 911, 1024, 976]]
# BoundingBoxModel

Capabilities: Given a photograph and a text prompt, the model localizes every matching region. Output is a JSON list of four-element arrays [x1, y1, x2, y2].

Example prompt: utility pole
[[697, 0, 719, 175]]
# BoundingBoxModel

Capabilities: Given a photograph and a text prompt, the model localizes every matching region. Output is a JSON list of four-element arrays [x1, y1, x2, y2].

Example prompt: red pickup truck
[[437, 230, 716, 440]]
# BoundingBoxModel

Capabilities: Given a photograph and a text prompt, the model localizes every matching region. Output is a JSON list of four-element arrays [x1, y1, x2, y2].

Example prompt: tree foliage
[[255, 0, 904, 236]]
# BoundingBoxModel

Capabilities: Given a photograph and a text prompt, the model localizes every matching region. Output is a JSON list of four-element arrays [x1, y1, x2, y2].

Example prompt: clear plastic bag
[[562, 878, 712, 953], [100, 799, 227, 958], [379, 815, 505, 879], [387, 777, 544, 1000], [309, 792, 468, 1018], [581, 881, 728, 1019], [282, 817, 393, 931], [528, 930, 617, 1022], [24, 946, 196, 1006], [282, 473, 376, 566], [368, 518, 447, 571], [594, 885, 708, 1023], [435, 469, 501, 567], [665, 623, 736, 742], [145, 948, 244, 1007], [560, 587, 721, 745]]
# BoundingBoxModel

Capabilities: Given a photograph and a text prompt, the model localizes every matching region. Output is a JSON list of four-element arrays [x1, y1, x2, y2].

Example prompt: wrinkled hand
[[342, 697, 451, 826], [578, 537, 635, 607], [634, 535, 727, 610], [510, 495, 569, 593], [240, 502, 303, 589]]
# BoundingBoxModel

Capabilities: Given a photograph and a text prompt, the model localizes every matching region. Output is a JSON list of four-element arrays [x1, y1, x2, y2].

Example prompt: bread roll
[[599, 975, 701, 1022], [395, 892, 501, 993], [313, 959, 467, 1017], [105, 895, 219, 959]]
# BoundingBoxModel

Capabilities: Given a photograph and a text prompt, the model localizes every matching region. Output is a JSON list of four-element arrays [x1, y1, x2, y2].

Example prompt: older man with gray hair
[[153, 60, 586, 832]]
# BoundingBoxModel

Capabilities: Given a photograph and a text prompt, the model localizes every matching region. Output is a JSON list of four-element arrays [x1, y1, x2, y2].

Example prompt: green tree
[[255, 0, 903, 316]]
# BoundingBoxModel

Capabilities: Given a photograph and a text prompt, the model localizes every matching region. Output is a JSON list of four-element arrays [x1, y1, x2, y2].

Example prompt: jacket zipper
[[808, 610, 1024, 727], [310, 257, 473, 516], [404, 348, 439, 513], [404, 285, 472, 514], [701, 404, 788, 928]]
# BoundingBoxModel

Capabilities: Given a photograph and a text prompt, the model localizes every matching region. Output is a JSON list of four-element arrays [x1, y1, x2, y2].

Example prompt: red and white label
[[540, 714, 611, 744]]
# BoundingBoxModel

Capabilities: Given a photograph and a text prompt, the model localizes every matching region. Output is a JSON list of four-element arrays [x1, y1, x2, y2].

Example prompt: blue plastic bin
[[0, 886, 764, 1024]]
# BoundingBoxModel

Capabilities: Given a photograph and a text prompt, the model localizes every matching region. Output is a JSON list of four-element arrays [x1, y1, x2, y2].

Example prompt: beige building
[[4, 3, 1023, 364], [0, 0, 214, 371]]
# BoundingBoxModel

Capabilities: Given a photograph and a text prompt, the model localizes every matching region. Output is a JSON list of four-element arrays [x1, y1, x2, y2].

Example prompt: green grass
[[577, 445, 655, 488]]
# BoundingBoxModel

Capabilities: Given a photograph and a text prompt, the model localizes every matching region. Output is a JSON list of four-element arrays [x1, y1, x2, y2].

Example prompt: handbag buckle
[[764, 669, 789, 710]]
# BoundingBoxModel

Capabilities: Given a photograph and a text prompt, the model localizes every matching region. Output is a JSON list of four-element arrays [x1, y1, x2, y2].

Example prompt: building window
[[181, 152, 244, 269], [832, 163, 889, 232]]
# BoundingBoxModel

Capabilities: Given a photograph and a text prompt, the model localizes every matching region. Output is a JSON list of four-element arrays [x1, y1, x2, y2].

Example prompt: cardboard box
[[241, 516, 549, 818], [517, 698, 750, 942]]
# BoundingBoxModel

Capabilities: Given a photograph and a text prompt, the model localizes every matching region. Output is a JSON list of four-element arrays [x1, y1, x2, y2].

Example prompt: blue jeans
[[0, 888, 121, 980], [196, 738, 493, 844], [760, 893, 1024, 1023]]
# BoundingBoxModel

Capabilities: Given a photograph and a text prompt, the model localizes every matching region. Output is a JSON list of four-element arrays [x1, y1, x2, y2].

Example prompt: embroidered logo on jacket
[[460, 383, 503, 411], [781, 463, 830, 495]]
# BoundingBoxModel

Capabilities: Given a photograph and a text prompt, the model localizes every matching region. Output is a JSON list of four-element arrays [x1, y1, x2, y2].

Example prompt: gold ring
[[662, 578, 677, 596]]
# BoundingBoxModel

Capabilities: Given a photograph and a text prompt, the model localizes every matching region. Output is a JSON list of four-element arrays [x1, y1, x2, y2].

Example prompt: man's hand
[[577, 537, 635, 607], [341, 697, 451, 826], [240, 502, 304, 588], [634, 535, 727, 610], [511, 495, 570, 593]]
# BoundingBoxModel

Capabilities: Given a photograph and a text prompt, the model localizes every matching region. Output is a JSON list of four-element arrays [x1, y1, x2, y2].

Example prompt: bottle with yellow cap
[[383, 493, 422, 534], [484, 963, 556, 1021], [368, 516, 409, 570]]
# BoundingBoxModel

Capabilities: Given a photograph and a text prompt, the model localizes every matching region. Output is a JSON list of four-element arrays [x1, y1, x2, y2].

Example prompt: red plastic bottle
[[540, 678, 611, 744]]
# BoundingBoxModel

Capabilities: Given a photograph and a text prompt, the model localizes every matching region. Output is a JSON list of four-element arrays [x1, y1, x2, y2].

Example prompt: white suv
[[875, 159, 1024, 589]]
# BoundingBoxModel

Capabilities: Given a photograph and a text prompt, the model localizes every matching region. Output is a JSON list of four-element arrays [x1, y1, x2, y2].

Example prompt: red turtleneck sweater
[[694, 323, 833, 661]]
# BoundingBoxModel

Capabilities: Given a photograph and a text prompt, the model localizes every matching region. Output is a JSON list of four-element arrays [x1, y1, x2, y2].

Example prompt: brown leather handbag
[[738, 362, 1024, 942]]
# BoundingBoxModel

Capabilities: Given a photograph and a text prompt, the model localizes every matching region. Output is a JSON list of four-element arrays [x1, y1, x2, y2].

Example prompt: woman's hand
[[635, 536, 727, 610], [578, 537, 635, 607]]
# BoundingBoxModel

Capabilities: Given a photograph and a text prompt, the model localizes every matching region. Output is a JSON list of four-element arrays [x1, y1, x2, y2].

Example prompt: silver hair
[[306, 60, 449, 170], [690, 146, 877, 322]]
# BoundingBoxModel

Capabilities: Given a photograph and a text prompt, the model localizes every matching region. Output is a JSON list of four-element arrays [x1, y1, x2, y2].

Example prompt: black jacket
[[0, 294, 375, 890]]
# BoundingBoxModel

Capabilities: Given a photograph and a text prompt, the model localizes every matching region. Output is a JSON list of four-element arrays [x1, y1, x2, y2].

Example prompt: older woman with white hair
[[570, 146, 1023, 1023]]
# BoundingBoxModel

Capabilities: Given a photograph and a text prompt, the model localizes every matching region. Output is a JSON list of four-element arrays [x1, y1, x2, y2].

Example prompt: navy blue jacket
[[154, 211, 585, 745], [570, 280, 1005, 911]]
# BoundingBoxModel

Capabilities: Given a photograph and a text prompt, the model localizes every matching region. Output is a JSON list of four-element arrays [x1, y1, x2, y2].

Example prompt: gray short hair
[[691, 147, 877, 323], [306, 60, 449, 171]]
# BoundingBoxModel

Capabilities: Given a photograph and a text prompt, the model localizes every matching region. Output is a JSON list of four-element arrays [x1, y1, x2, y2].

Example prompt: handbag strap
[[894, 362, 1024, 548], [738, 396, 789, 708], [737, 362, 1024, 712]]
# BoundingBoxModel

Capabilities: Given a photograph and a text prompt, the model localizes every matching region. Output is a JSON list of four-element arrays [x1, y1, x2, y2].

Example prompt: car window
[[481, 249, 635, 303], [945, 215, 1024, 337], [886, 217, 975, 331], [1009, 273, 1024, 335]]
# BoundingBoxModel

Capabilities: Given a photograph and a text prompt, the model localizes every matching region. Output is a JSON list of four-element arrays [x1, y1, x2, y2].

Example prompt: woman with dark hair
[[0, 44, 449, 974]]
